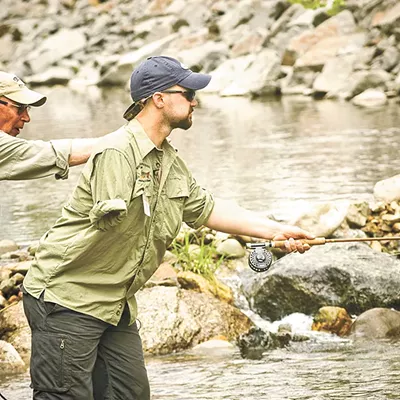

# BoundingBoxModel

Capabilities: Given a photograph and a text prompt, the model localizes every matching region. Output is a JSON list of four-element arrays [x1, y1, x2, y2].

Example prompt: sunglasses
[[162, 90, 196, 102], [0, 99, 31, 115]]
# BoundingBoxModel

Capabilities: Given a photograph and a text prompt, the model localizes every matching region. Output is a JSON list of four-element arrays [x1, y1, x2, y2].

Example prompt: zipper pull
[[60, 339, 65, 350]]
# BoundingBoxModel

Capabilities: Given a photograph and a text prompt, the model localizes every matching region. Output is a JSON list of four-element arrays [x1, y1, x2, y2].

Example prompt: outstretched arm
[[204, 198, 314, 253], [68, 138, 98, 166]]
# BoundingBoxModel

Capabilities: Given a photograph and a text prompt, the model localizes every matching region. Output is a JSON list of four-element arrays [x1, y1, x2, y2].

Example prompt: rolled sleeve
[[89, 198, 128, 231], [0, 132, 71, 181], [90, 149, 134, 231], [50, 139, 72, 180], [183, 174, 215, 229]]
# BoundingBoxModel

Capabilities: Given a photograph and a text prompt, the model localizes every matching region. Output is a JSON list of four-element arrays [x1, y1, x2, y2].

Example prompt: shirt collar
[[126, 119, 177, 161]]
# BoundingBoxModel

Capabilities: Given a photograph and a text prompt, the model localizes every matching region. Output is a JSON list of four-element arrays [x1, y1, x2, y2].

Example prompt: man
[[22, 56, 315, 399], [0, 71, 96, 180]]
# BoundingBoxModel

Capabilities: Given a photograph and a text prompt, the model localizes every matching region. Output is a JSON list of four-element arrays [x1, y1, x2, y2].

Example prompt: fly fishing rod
[[246, 236, 400, 272]]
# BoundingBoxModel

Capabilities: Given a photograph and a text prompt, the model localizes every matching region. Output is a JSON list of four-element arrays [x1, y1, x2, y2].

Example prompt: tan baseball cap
[[0, 71, 46, 106]]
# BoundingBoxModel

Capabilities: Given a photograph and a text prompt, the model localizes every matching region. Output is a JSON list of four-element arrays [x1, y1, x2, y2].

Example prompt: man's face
[[162, 85, 198, 130], [0, 96, 31, 137]]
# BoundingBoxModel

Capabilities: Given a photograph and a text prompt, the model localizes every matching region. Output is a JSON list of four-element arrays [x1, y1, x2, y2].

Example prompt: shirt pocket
[[161, 177, 190, 240]]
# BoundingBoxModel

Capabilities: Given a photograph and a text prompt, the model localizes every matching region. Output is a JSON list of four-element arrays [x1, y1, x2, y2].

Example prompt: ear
[[152, 92, 165, 109]]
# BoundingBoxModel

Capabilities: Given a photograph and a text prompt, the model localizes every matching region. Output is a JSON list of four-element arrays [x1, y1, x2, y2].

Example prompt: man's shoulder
[[94, 125, 132, 154]]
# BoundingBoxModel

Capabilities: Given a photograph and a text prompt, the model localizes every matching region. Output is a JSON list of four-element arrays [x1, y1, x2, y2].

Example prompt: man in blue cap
[[22, 56, 314, 399]]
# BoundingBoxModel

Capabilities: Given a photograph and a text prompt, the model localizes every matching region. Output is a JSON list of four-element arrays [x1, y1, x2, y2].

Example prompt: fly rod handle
[[272, 237, 326, 249]]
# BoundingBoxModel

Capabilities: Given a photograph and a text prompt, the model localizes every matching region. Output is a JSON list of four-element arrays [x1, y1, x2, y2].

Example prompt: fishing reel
[[246, 243, 273, 273]]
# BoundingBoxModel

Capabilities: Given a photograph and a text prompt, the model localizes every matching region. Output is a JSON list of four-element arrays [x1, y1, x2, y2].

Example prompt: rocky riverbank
[[2, 176, 400, 374], [1, 0, 400, 107]]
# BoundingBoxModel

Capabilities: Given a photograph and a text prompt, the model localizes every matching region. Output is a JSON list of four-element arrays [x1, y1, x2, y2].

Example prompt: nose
[[20, 108, 31, 123], [191, 98, 198, 107]]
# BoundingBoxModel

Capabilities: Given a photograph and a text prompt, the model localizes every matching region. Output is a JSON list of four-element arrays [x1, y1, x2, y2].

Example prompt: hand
[[272, 226, 315, 254]]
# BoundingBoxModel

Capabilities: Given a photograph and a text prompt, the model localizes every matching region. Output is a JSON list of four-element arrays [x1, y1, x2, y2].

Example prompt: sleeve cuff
[[188, 192, 215, 229], [50, 139, 72, 180], [89, 198, 128, 231]]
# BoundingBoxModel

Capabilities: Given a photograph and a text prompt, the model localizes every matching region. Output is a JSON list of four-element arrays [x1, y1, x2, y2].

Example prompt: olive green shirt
[[23, 119, 214, 326], [0, 130, 70, 180]]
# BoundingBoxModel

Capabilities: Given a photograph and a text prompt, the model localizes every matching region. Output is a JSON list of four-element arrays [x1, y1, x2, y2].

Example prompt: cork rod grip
[[272, 237, 326, 249]]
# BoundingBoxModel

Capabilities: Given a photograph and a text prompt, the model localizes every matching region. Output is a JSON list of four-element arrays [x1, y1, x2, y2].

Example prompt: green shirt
[[23, 120, 214, 326], [0, 130, 70, 180]]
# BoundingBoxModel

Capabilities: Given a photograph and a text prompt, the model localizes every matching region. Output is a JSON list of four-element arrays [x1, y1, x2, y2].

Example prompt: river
[[1, 88, 400, 398], [1, 87, 400, 243]]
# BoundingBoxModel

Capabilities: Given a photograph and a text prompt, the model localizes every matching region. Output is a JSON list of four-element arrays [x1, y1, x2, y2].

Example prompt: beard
[[171, 113, 193, 130]]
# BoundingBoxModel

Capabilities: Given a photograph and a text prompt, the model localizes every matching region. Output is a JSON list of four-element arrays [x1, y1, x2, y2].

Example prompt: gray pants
[[22, 290, 150, 400]]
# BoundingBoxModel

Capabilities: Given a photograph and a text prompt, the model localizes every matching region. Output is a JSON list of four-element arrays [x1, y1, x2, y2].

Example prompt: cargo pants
[[22, 289, 150, 400]]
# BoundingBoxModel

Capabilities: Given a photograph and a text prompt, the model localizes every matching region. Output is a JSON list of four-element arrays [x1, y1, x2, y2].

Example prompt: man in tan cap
[[0, 71, 96, 180]]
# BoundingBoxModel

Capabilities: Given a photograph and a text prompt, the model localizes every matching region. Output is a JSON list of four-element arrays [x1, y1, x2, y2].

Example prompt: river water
[[1, 87, 400, 243], [1, 88, 400, 398]]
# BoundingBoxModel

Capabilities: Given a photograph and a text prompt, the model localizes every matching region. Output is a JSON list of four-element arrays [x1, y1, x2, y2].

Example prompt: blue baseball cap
[[123, 56, 211, 120]]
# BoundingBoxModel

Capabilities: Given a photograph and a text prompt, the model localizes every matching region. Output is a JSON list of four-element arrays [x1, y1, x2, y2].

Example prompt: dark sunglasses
[[0, 99, 31, 115], [162, 90, 196, 102]]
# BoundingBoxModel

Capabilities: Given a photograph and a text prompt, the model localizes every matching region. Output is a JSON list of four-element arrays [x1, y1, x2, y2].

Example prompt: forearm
[[204, 198, 289, 240], [69, 138, 98, 166]]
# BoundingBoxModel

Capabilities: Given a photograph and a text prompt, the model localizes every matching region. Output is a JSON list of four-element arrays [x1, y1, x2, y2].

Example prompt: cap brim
[[6, 87, 47, 107], [123, 102, 145, 121], [178, 72, 211, 91]]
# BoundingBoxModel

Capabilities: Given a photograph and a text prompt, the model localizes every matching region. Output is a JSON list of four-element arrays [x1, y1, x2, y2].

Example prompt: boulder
[[0, 340, 25, 375], [241, 242, 400, 321], [374, 174, 400, 203], [0, 300, 31, 363], [351, 88, 388, 108], [350, 308, 400, 339], [136, 286, 252, 355], [0, 239, 18, 256]]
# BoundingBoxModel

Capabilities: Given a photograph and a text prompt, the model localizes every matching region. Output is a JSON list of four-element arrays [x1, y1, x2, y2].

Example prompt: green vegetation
[[171, 231, 224, 281], [288, 0, 346, 15]]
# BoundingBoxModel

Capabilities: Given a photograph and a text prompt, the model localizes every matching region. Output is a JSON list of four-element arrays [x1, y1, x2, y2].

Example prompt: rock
[[0, 300, 31, 363], [351, 88, 388, 108], [350, 308, 400, 339], [145, 262, 178, 288], [177, 270, 233, 304], [220, 49, 281, 97], [346, 202, 369, 228], [312, 306, 353, 336], [0, 239, 19, 256], [26, 28, 87, 74], [241, 242, 400, 321], [216, 238, 245, 259], [346, 69, 392, 98], [312, 54, 358, 97], [374, 174, 400, 203], [99, 33, 179, 86], [284, 10, 358, 68], [0, 340, 25, 375], [0, 276, 19, 298], [27, 66, 75, 85], [191, 338, 236, 357], [136, 286, 252, 355], [237, 326, 275, 360], [294, 201, 350, 238]]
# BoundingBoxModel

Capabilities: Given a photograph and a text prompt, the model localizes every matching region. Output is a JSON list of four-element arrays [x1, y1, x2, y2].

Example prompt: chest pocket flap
[[166, 177, 190, 199]]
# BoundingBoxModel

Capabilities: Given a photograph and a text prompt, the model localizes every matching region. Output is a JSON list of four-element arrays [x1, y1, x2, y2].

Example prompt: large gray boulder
[[137, 286, 252, 355], [241, 243, 400, 321]]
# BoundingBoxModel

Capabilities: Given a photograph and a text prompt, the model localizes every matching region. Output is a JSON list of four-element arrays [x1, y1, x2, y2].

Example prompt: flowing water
[[1, 87, 400, 398], [1, 331, 400, 399]]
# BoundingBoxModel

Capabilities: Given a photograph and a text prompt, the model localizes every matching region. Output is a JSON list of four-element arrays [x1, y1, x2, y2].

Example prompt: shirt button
[[118, 304, 123, 309], [116, 310, 121, 316]]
